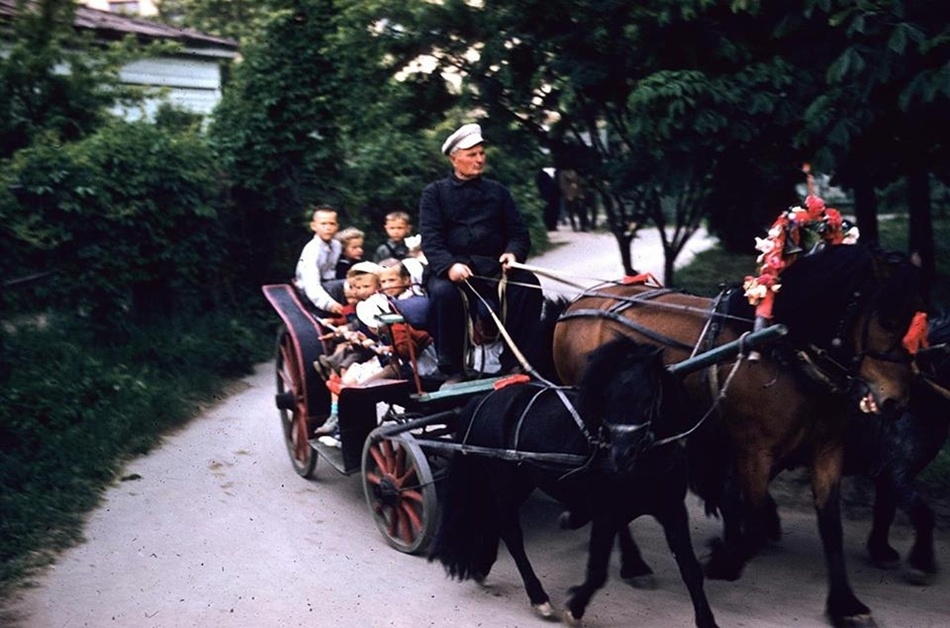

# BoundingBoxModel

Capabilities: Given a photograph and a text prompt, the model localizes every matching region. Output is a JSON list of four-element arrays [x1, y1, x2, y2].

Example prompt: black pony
[[845, 309, 950, 581], [428, 337, 718, 627]]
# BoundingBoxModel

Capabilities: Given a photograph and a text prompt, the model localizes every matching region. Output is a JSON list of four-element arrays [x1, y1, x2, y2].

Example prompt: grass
[[0, 309, 273, 599]]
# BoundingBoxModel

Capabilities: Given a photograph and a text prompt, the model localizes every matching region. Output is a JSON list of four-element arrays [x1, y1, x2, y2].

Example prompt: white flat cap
[[441, 123, 484, 155], [349, 261, 384, 275]]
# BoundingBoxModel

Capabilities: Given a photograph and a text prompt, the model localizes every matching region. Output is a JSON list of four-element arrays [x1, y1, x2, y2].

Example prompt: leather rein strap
[[558, 288, 696, 352]]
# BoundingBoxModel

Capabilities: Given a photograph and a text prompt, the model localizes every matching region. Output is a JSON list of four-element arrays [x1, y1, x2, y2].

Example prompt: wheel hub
[[376, 475, 400, 507], [275, 391, 296, 410]]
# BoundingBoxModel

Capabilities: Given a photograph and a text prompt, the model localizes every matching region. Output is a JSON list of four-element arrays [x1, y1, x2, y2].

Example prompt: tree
[[1, 121, 224, 334], [802, 0, 950, 298], [0, 0, 126, 159], [157, 0, 265, 43], [209, 1, 348, 288], [365, 0, 807, 284]]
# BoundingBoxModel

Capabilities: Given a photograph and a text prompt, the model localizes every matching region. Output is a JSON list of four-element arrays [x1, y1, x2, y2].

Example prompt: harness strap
[[921, 373, 950, 401], [653, 336, 751, 446], [461, 382, 598, 467], [795, 345, 851, 393], [559, 308, 695, 351]]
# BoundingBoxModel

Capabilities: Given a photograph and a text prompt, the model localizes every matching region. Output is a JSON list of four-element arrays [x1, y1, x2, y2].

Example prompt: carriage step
[[308, 437, 350, 475]]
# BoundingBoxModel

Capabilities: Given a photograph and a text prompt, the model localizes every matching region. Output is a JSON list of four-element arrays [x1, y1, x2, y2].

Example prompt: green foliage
[[802, 0, 950, 180], [209, 1, 347, 286], [0, 0, 135, 159], [157, 0, 267, 43], [0, 310, 269, 595], [1, 121, 225, 335]]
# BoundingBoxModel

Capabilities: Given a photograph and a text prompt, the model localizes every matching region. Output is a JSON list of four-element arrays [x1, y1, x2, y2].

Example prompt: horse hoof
[[827, 611, 874, 628], [532, 601, 557, 620], [558, 510, 589, 530], [562, 608, 582, 626], [903, 566, 937, 586], [866, 542, 900, 569], [704, 557, 743, 582], [622, 573, 657, 590], [868, 554, 900, 570]]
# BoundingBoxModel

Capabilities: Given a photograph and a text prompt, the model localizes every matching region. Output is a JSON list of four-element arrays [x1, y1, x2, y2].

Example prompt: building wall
[[114, 55, 226, 120]]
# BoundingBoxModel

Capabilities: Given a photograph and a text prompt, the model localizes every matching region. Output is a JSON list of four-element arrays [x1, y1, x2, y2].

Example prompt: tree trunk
[[906, 165, 935, 302], [615, 230, 636, 276], [851, 174, 879, 246]]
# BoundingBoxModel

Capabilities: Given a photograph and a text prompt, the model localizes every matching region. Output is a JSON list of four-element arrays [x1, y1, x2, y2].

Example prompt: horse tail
[[685, 418, 734, 517], [428, 452, 499, 581]]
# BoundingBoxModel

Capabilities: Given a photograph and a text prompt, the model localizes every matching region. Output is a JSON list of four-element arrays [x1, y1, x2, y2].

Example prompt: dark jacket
[[418, 174, 531, 279]]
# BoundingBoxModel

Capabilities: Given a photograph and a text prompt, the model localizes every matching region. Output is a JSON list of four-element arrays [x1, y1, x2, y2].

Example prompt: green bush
[[1, 121, 226, 336]]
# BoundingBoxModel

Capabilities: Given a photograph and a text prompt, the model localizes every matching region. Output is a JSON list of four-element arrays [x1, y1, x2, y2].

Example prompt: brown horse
[[552, 243, 925, 626]]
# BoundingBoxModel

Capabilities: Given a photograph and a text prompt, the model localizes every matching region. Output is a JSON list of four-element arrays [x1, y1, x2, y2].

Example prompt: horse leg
[[866, 476, 901, 569], [617, 524, 656, 587], [881, 470, 938, 584], [706, 455, 770, 581], [903, 494, 938, 584], [657, 502, 719, 628], [564, 517, 617, 624], [812, 456, 872, 626], [495, 506, 554, 618]]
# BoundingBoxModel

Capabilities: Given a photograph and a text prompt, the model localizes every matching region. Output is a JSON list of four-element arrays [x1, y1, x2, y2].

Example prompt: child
[[294, 205, 345, 315], [378, 258, 427, 329], [313, 262, 397, 445], [377, 259, 438, 379], [335, 227, 365, 279], [372, 211, 412, 262]]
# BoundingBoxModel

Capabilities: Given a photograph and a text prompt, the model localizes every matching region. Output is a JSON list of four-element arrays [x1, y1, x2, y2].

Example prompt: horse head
[[774, 244, 926, 417], [575, 336, 669, 472]]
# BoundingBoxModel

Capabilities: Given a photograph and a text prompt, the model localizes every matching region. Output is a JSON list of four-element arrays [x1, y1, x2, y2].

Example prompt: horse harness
[[458, 380, 672, 476], [558, 287, 742, 412], [560, 280, 913, 403], [457, 382, 599, 471]]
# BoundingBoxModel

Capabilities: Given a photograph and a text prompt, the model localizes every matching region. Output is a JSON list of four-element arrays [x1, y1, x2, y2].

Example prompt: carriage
[[261, 279, 788, 557], [262, 191, 936, 626]]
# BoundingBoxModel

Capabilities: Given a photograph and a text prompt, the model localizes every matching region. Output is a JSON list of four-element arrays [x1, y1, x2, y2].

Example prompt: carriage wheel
[[275, 328, 318, 478], [361, 433, 439, 555]]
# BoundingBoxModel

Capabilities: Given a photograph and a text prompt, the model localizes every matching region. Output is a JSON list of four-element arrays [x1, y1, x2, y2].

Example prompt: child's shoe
[[313, 414, 339, 436]]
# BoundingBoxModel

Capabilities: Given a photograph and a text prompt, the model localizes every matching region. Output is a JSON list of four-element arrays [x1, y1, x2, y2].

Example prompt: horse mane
[[533, 296, 572, 383], [772, 243, 922, 350], [574, 336, 667, 426], [929, 307, 950, 345]]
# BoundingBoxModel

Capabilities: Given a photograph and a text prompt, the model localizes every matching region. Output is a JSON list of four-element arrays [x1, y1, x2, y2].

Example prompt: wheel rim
[[362, 434, 438, 554], [276, 330, 317, 477]]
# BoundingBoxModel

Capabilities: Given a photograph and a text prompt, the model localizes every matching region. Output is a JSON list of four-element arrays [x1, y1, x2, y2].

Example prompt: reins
[[461, 381, 603, 473]]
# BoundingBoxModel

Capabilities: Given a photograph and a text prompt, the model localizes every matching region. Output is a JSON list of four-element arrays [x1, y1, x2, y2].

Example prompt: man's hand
[[327, 302, 344, 315], [498, 253, 517, 270], [447, 262, 473, 283]]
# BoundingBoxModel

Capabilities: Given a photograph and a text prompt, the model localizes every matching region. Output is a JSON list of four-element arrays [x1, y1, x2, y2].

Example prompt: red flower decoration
[[744, 195, 857, 320]]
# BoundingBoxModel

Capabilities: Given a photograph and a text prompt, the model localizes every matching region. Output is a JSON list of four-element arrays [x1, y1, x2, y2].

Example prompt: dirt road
[[5, 229, 950, 627]]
